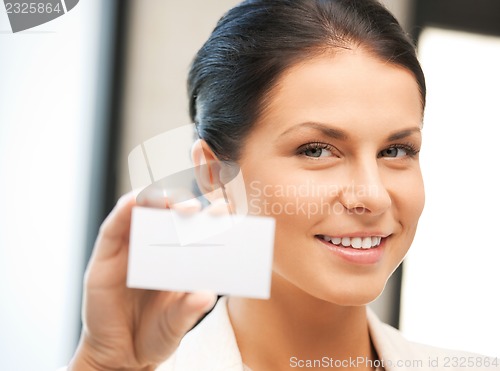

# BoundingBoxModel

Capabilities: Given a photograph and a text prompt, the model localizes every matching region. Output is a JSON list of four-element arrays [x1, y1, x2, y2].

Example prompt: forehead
[[257, 48, 423, 135]]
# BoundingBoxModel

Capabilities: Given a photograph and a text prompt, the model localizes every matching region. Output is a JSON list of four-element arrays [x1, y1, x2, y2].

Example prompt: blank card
[[127, 207, 275, 299]]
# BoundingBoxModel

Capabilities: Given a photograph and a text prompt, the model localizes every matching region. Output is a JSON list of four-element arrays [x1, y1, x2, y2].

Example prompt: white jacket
[[59, 297, 499, 371], [159, 297, 499, 371]]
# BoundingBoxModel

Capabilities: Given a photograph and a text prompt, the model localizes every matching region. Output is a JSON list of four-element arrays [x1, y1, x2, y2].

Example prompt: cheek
[[244, 171, 330, 222], [386, 168, 425, 241], [400, 171, 425, 224]]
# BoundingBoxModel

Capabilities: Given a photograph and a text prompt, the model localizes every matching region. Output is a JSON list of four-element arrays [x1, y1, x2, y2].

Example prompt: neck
[[227, 273, 377, 371]]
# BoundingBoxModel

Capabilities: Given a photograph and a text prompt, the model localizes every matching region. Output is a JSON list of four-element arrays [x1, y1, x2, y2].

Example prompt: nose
[[338, 159, 392, 216]]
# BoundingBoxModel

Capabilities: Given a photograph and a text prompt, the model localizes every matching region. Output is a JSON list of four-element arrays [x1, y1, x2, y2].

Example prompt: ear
[[191, 139, 225, 202]]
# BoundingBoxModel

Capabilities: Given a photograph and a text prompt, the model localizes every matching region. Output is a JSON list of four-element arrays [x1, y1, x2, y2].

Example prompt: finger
[[170, 198, 202, 215], [136, 185, 170, 209], [165, 188, 201, 215], [93, 192, 136, 261], [204, 198, 231, 216]]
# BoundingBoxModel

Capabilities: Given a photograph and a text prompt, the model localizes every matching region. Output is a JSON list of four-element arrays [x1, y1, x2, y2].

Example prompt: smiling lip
[[315, 234, 388, 264]]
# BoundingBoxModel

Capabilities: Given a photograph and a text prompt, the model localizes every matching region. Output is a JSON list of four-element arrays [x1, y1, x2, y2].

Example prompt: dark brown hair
[[188, 0, 426, 161]]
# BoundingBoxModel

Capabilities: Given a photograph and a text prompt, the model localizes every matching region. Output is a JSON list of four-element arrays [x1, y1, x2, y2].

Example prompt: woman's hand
[[68, 192, 217, 371]]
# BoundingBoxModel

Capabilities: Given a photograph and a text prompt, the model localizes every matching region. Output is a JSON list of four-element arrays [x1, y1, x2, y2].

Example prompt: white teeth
[[331, 237, 342, 244], [351, 237, 362, 249], [320, 235, 384, 249], [361, 237, 372, 249]]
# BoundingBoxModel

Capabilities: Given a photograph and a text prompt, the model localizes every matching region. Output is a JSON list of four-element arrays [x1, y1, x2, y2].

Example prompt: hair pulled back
[[188, 0, 426, 161]]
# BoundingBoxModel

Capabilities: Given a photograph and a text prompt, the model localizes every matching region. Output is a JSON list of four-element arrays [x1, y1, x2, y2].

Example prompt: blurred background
[[1, 1, 499, 370]]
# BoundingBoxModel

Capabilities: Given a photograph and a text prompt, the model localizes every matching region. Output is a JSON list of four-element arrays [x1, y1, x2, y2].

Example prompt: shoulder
[[367, 308, 500, 371]]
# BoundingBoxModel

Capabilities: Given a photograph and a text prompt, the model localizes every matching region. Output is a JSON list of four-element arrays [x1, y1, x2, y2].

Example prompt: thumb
[[166, 291, 217, 339], [136, 291, 217, 364]]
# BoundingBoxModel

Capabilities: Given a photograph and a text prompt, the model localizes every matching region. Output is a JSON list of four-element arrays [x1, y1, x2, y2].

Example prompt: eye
[[297, 142, 336, 158], [304, 147, 332, 158], [379, 144, 419, 158]]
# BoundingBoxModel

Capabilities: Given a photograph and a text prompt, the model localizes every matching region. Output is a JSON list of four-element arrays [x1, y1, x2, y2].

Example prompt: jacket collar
[[366, 306, 422, 370], [163, 296, 420, 370]]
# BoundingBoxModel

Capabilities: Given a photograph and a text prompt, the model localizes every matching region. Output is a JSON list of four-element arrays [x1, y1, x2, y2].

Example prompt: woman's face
[[236, 48, 424, 305]]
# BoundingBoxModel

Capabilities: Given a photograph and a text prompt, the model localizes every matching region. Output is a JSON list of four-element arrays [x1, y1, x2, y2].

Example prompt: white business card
[[127, 207, 276, 299]]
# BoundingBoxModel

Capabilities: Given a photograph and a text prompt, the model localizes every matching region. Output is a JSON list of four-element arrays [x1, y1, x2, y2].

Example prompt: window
[[0, 1, 116, 369], [401, 27, 500, 358]]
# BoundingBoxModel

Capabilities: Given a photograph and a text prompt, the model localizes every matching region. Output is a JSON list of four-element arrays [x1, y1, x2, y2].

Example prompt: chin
[[331, 290, 385, 307], [300, 272, 391, 307], [320, 284, 387, 306], [273, 263, 395, 307]]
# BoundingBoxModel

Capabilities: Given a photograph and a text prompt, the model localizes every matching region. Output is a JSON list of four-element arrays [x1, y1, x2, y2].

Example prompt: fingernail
[[137, 187, 168, 208], [171, 198, 202, 214]]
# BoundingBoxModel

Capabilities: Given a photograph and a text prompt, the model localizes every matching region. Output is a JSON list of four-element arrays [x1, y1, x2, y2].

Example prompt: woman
[[66, 0, 499, 370]]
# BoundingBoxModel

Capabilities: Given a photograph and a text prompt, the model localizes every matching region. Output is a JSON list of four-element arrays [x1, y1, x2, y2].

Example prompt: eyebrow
[[278, 122, 421, 141], [278, 122, 348, 140], [387, 127, 422, 141]]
